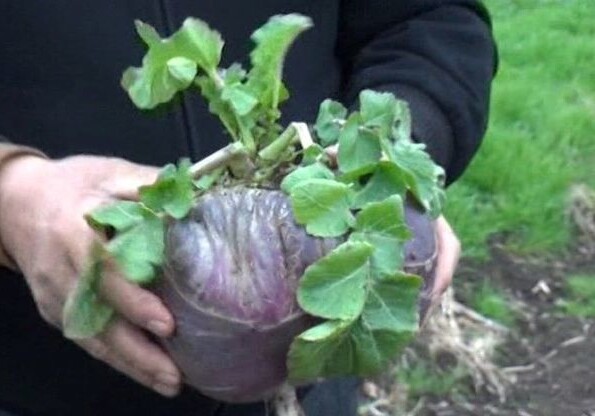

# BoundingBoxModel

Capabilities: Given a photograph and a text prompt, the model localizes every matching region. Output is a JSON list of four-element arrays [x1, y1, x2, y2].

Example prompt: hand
[[0, 155, 182, 397], [427, 215, 461, 315]]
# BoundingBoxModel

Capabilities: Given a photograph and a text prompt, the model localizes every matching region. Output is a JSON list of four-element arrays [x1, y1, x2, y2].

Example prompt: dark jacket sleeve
[[338, 0, 497, 184]]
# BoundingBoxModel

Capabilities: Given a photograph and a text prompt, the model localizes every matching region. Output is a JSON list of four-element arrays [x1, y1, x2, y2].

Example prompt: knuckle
[[133, 292, 159, 311], [124, 291, 161, 321], [27, 256, 58, 286], [125, 356, 155, 377]]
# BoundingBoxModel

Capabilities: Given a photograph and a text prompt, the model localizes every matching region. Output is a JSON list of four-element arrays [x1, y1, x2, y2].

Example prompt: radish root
[[273, 383, 305, 416]]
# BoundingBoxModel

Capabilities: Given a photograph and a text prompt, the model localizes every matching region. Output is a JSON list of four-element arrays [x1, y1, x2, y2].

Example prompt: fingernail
[[147, 320, 170, 337], [153, 382, 179, 397], [153, 373, 180, 397], [158, 372, 180, 386]]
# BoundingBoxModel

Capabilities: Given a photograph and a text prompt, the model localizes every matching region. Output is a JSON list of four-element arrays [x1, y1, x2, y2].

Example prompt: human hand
[[0, 155, 182, 397], [424, 216, 461, 322]]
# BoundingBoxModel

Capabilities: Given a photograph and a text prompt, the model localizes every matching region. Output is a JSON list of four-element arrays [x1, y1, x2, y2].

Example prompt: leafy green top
[[63, 14, 445, 383]]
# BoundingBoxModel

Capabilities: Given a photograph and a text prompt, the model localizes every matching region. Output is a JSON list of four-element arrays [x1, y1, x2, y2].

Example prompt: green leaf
[[348, 319, 414, 374], [289, 178, 355, 237], [391, 99, 412, 142], [287, 320, 353, 382], [86, 201, 147, 232], [139, 159, 195, 219], [336, 163, 377, 185], [82, 160, 195, 289], [388, 140, 446, 217], [221, 84, 258, 116], [179, 18, 225, 72], [363, 273, 422, 332], [218, 64, 258, 117], [298, 241, 374, 320], [63, 244, 114, 339], [106, 214, 164, 283], [359, 89, 412, 142], [166, 57, 198, 84], [194, 167, 224, 191], [359, 90, 399, 140], [195, 75, 240, 140], [301, 143, 327, 165], [195, 63, 260, 145], [350, 196, 411, 275], [122, 18, 223, 109], [221, 63, 247, 84], [135, 20, 161, 46], [337, 113, 382, 174], [246, 14, 312, 112], [288, 315, 416, 381], [314, 99, 348, 146], [280, 162, 335, 194], [352, 161, 408, 208]]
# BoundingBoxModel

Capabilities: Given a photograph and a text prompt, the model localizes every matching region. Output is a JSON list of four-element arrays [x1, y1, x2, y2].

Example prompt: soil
[[415, 237, 595, 416], [357, 187, 595, 415]]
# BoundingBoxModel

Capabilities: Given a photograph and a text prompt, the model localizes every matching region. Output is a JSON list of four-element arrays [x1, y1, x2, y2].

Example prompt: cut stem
[[258, 123, 299, 162], [258, 121, 313, 163], [292, 122, 314, 149], [189, 142, 248, 179]]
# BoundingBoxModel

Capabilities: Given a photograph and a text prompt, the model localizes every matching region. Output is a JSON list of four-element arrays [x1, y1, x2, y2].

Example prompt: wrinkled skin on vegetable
[[153, 187, 436, 403]]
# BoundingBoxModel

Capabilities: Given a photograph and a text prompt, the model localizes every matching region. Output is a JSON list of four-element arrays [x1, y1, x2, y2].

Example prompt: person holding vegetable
[[0, 1, 496, 415]]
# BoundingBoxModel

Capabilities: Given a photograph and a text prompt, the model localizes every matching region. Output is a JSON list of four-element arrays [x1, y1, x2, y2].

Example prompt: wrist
[[0, 154, 50, 270]]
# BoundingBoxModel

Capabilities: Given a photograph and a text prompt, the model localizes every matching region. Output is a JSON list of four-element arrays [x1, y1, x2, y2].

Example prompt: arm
[[338, 0, 497, 184], [0, 139, 47, 269], [337, 1, 496, 311]]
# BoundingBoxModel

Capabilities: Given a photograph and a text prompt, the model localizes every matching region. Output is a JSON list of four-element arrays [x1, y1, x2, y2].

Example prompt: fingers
[[65, 218, 180, 397], [101, 159, 160, 201], [99, 261, 175, 338], [77, 318, 182, 397], [66, 225, 175, 339], [431, 216, 461, 302]]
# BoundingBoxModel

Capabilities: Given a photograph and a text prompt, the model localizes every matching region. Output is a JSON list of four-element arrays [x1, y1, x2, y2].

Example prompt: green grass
[[470, 282, 516, 326], [396, 363, 467, 399], [558, 274, 595, 318], [446, 0, 595, 257]]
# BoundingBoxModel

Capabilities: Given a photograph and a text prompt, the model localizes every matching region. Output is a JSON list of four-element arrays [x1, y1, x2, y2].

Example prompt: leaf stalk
[[258, 123, 299, 162], [189, 142, 248, 178]]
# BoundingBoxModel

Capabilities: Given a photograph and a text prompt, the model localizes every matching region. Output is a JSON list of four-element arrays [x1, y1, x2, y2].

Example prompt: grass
[[396, 362, 467, 399], [558, 274, 595, 318], [445, 0, 595, 257], [470, 282, 516, 326]]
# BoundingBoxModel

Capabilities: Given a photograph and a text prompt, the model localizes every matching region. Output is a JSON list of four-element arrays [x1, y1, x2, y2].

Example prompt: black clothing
[[0, 1, 496, 414]]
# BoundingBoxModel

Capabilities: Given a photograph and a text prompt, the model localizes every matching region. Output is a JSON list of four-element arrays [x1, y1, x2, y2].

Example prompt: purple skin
[[403, 198, 438, 321], [152, 187, 436, 403]]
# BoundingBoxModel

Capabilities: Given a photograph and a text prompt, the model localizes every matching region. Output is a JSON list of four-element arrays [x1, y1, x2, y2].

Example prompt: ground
[[433, 240, 595, 416], [359, 238, 595, 416]]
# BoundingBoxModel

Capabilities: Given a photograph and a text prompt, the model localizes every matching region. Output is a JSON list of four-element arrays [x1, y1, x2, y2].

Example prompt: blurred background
[[359, 1, 595, 414]]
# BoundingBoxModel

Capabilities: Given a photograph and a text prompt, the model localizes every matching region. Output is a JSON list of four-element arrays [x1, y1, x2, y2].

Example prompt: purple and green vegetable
[[62, 13, 445, 407]]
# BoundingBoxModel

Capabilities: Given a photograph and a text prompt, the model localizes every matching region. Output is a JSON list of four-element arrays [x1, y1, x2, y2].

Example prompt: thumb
[[431, 216, 460, 300]]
